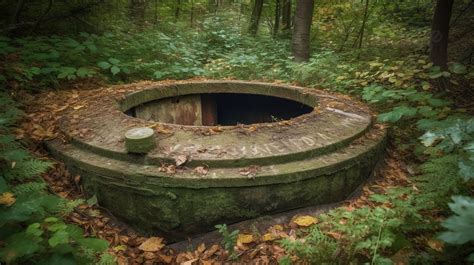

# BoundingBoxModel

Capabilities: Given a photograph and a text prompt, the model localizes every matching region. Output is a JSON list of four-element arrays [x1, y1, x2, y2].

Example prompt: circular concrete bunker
[[47, 80, 387, 238]]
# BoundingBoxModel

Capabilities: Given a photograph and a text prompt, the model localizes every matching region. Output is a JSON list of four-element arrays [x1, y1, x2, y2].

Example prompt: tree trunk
[[281, 0, 291, 30], [175, 0, 181, 20], [273, 0, 281, 37], [154, 0, 159, 24], [430, 0, 454, 69], [292, 0, 314, 62], [130, 0, 147, 26], [248, 0, 264, 35], [357, 0, 370, 50]]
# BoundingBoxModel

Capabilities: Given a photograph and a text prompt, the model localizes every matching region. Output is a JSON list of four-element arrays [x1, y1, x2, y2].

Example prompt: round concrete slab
[[47, 80, 386, 238]]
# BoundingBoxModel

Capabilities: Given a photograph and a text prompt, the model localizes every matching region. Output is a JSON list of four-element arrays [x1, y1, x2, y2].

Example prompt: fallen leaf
[[174, 155, 188, 167], [138, 237, 165, 252], [0, 192, 16, 206], [237, 234, 254, 244], [427, 238, 444, 252], [197, 243, 206, 254], [194, 166, 208, 175], [113, 245, 127, 252], [181, 258, 198, 265], [239, 165, 260, 178], [158, 254, 173, 263], [326, 231, 342, 240], [202, 244, 219, 259], [261, 233, 276, 242], [293, 215, 318, 227], [73, 105, 84, 110], [272, 224, 284, 231], [201, 260, 214, 265]]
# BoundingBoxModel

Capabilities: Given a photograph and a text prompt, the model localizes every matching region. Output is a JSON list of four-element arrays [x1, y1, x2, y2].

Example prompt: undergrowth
[[0, 92, 113, 264]]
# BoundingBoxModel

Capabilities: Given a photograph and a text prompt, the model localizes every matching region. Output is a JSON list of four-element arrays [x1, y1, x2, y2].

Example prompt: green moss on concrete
[[46, 81, 387, 238]]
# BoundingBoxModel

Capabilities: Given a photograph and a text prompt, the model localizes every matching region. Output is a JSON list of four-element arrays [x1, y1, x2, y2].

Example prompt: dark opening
[[125, 93, 313, 126]]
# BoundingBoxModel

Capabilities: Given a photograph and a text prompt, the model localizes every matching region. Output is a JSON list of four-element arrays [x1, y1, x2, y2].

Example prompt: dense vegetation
[[1, 0, 473, 264]]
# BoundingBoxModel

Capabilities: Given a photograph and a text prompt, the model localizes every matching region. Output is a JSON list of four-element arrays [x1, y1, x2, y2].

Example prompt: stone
[[125, 127, 156, 154], [47, 80, 387, 239]]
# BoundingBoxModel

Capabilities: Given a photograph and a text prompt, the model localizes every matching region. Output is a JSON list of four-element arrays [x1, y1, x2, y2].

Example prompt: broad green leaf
[[76, 67, 95, 78], [108, 58, 120, 65], [110, 66, 120, 75], [48, 230, 69, 247], [77, 238, 109, 252], [97, 61, 111, 70], [439, 196, 474, 245], [459, 159, 474, 181], [449, 63, 467, 74], [26, 223, 43, 237], [377, 106, 418, 123]]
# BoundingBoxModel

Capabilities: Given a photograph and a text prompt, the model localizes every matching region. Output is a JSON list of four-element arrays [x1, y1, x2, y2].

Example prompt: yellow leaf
[[0, 192, 16, 206], [427, 239, 444, 252], [261, 233, 276, 242], [237, 234, 254, 244], [138, 237, 165, 252], [272, 224, 284, 231], [293, 215, 318, 227], [113, 245, 127, 252]]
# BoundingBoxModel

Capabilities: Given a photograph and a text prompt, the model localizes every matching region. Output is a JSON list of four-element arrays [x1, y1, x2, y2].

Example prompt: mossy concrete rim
[[47, 127, 386, 189], [55, 80, 375, 167]]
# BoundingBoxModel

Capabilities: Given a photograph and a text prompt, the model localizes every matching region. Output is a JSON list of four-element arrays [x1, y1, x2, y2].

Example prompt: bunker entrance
[[126, 93, 313, 126]]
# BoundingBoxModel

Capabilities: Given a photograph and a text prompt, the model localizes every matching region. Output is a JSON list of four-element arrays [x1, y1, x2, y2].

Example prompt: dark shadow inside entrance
[[126, 93, 313, 126]]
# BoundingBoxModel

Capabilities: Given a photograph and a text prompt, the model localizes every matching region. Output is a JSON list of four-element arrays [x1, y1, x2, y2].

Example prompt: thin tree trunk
[[175, 0, 181, 20], [248, 0, 264, 35], [273, 0, 281, 37], [281, 0, 291, 30], [292, 0, 314, 62], [430, 0, 454, 69], [357, 0, 369, 49], [11, 0, 26, 25], [154, 0, 158, 24], [190, 0, 194, 27], [130, 0, 147, 27]]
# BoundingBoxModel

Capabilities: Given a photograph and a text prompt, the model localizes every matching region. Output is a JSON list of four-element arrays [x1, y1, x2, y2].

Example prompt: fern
[[56, 198, 85, 214], [11, 181, 47, 195], [413, 155, 462, 213], [3, 159, 52, 181]]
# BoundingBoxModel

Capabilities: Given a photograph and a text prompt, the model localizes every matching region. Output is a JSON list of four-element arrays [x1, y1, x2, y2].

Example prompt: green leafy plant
[[438, 196, 474, 261], [0, 92, 112, 264], [215, 224, 239, 259]]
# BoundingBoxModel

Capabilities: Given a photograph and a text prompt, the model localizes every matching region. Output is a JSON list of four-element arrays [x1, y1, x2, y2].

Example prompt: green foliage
[[0, 217, 109, 264], [283, 188, 423, 263], [361, 85, 450, 123], [438, 196, 474, 261], [215, 224, 239, 259], [0, 92, 112, 264]]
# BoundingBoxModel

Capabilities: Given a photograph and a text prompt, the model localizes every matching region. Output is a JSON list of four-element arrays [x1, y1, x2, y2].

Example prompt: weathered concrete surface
[[47, 80, 387, 238]]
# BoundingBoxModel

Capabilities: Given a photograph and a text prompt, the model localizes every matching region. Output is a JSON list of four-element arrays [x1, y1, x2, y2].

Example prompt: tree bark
[[357, 0, 370, 49], [248, 0, 264, 35], [430, 0, 454, 69], [130, 0, 147, 26], [273, 0, 281, 37], [292, 0, 314, 62], [281, 0, 291, 30], [175, 0, 181, 20]]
